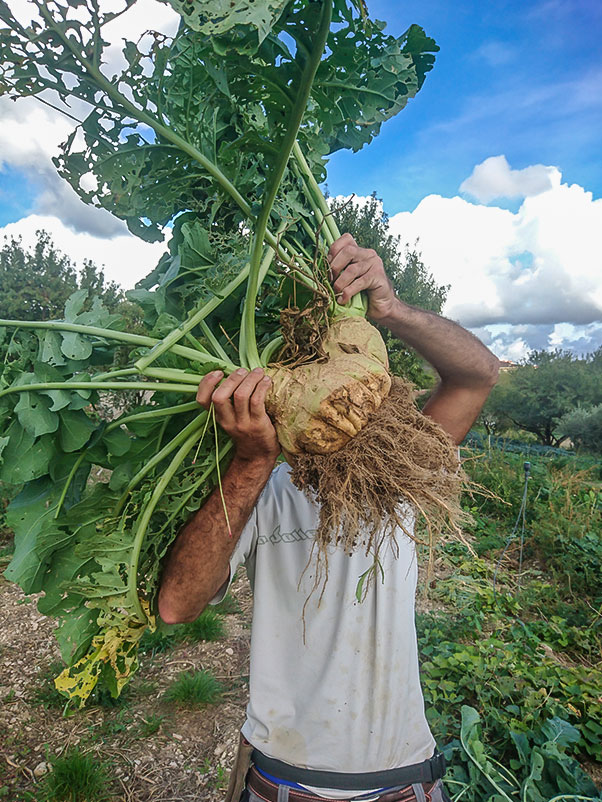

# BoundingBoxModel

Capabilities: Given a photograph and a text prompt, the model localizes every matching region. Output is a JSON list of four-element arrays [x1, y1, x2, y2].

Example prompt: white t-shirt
[[214, 463, 436, 794]]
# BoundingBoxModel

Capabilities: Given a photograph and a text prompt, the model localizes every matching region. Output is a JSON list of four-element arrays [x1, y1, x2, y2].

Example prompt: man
[[158, 233, 499, 802]]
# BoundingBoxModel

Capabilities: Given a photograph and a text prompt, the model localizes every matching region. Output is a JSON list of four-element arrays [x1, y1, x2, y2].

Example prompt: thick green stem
[[55, 452, 88, 519], [134, 268, 250, 372], [292, 140, 341, 242], [114, 412, 208, 515], [198, 320, 230, 363], [143, 368, 215, 385], [92, 368, 138, 382], [105, 401, 200, 432], [0, 381, 198, 400], [240, 0, 333, 369], [292, 160, 335, 247], [125, 415, 217, 620], [0, 319, 207, 364], [260, 336, 284, 365]]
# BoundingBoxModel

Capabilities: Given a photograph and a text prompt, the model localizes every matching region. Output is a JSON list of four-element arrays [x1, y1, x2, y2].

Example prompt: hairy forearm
[[378, 298, 499, 387], [158, 454, 276, 623]]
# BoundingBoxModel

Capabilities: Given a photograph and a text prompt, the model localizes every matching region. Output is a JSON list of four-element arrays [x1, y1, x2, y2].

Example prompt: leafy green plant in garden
[[443, 706, 602, 802], [0, 0, 438, 705], [463, 449, 602, 598], [417, 449, 602, 801]]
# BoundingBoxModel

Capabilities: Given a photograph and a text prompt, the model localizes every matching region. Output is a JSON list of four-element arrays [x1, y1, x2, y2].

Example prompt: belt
[[247, 766, 436, 802], [250, 750, 446, 792]]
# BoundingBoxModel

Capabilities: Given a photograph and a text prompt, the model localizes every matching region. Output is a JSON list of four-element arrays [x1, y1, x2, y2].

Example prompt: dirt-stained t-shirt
[[212, 462, 436, 788]]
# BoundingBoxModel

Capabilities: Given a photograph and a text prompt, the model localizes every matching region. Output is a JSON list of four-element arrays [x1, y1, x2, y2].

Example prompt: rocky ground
[[0, 558, 252, 802]]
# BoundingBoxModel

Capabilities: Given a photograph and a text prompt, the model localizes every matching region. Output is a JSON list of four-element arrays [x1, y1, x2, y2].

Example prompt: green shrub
[[139, 624, 178, 655], [559, 403, 602, 454]]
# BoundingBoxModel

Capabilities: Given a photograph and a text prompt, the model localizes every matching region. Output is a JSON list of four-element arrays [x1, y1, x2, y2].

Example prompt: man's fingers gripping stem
[[196, 369, 279, 461]]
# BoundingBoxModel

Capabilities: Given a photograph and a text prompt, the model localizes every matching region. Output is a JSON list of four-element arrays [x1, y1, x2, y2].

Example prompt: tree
[[483, 349, 602, 446], [0, 230, 123, 320], [332, 193, 449, 386], [558, 404, 602, 454]]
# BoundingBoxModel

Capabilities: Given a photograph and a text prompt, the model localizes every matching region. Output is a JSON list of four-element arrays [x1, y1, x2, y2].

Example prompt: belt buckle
[[429, 751, 446, 781]]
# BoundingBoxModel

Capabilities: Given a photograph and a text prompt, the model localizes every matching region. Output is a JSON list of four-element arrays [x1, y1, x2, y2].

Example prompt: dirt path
[[0, 570, 253, 801]]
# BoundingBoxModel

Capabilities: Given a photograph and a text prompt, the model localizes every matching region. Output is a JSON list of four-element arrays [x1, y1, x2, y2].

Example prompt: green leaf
[[55, 606, 100, 664], [0, 422, 55, 485], [39, 330, 66, 366], [103, 427, 132, 457], [64, 289, 88, 321], [60, 331, 93, 360], [15, 392, 59, 437], [59, 411, 96, 452], [3, 475, 64, 593], [166, 0, 290, 43]]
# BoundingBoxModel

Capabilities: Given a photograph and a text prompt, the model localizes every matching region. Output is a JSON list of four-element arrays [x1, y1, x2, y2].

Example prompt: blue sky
[[328, 0, 602, 213], [0, 0, 600, 360], [0, 167, 37, 227]]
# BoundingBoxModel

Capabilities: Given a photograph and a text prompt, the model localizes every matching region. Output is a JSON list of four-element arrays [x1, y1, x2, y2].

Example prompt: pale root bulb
[[266, 316, 391, 454]]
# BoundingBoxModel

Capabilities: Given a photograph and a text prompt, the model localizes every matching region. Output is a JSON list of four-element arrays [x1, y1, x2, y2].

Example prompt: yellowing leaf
[[55, 603, 155, 706]]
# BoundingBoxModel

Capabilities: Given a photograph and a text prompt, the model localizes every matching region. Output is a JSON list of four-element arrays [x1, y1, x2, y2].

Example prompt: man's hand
[[196, 368, 280, 463], [328, 233, 397, 323]]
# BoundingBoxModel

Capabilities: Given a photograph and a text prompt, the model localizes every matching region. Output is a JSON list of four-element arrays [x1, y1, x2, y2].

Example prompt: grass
[[212, 592, 242, 616], [181, 608, 226, 642], [139, 607, 228, 655], [30, 748, 111, 802], [164, 669, 223, 707], [138, 713, 164, 737]]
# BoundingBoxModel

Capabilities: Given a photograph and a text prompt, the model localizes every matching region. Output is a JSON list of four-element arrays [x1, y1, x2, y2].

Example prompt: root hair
[[290, 376, 468, 596]]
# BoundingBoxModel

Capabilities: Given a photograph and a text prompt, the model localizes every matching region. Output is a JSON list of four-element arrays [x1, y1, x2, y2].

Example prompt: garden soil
[[0, 552, 252, 802]]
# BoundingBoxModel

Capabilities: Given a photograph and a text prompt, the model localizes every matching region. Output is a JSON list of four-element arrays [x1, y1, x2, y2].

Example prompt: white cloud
[[460, 155, 560, 203], [0, 0, 179, 237], [0, 214, 167, 289], [338, 162, 602, 360]]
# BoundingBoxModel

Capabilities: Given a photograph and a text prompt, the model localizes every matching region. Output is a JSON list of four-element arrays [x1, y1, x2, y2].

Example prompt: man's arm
[[328, 233, 499, 444], [157, 368, 280, 624]]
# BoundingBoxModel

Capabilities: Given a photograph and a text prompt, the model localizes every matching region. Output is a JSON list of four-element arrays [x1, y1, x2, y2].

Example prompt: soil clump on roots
[[290, 376, 466, 586]]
